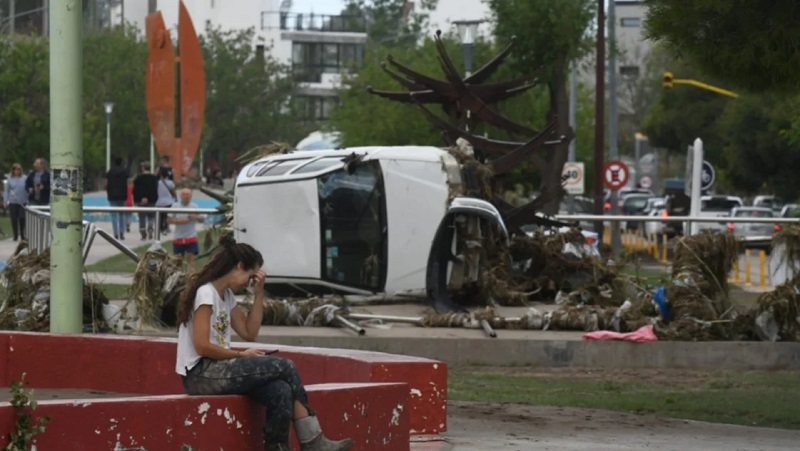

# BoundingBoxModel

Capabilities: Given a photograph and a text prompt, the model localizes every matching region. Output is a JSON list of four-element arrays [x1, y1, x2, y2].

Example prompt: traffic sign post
[[604, 160, 629, 191], [701, 160, 716, 192], [562, 162, 585, 195], [639, 175, 653, 190]]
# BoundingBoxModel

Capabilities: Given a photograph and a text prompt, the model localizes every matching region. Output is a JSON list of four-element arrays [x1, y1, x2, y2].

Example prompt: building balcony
[[261, 12, 367, 34]]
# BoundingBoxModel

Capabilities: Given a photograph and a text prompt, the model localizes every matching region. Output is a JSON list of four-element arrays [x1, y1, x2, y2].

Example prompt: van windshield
[[317, 161, 387, 291]]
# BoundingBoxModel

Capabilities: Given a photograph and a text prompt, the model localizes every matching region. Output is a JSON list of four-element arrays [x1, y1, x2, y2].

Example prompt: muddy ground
[[444, 367, 800, 450], [445, 401, 800, 450]]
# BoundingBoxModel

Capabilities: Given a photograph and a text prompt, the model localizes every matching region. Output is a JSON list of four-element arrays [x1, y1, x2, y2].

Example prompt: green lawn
[[449, 367, 800, 430], [96, 283, 132, 300], [0, 215, 11, 241], [85, 228, 222, 273]]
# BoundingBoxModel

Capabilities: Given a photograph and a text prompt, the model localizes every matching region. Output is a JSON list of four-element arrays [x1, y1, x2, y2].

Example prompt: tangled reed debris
[[0, 244, 109, 332]]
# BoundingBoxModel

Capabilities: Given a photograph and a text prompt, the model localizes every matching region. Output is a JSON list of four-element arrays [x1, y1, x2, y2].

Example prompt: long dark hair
[[176, 235, 264, 327]]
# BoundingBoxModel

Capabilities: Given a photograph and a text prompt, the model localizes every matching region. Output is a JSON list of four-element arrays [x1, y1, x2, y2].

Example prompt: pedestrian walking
[[156, 168, 176, 235], [105, 157, 129, 240], [25, 158, 50, 206], [3, 163, 28, 241], [167, 188, 204, 274], [133, 162, 158, 240]]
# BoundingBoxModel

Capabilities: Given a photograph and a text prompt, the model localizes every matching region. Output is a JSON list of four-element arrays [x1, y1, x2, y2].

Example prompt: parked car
[[603, 188, 654, 211], [752, 195, 786, 213], [727, 206, 780, 248], [695, 195, 744, 234], [620, 194, 652, 230], [234, 146, 511, 308], [645, 207, 667, 236], [779, 203, 799, 218], [643, 199, 666, 236]]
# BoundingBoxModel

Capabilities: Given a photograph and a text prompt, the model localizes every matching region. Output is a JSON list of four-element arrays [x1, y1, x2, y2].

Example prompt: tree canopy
[[0, 24, 304, 185], [200, 25, 308, 173], [644, 0, 800, 91], [488, 0, 596, 211]]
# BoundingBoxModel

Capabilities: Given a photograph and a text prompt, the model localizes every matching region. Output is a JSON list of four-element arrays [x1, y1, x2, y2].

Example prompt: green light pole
[[49, 0, 84, 333]]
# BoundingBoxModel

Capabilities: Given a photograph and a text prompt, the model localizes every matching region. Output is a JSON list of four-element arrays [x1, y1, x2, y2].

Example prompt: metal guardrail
[[23, 205, 219, 264], [554, 214, 800, 224]]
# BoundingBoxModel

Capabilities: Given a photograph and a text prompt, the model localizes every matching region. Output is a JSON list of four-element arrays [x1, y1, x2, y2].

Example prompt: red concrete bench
[[0, 382, 409, 450], [0, 332, 447, 445]]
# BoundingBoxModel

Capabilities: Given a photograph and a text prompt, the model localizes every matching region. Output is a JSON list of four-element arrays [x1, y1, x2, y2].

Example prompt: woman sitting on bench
[[175, 235, 353, 451]]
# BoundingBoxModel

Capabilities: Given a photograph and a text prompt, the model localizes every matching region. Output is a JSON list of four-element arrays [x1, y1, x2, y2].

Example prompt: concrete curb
[[131, 329, 800, 371]]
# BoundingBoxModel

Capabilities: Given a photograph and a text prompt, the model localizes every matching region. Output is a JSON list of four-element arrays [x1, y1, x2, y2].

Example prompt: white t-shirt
[[175, 282, 237, 376]]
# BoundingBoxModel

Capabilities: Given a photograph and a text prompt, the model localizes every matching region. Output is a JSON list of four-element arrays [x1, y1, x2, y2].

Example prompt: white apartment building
[[614, 0, 651, 83], [119, 0, 366, 122], [426, 0, 490, 38]]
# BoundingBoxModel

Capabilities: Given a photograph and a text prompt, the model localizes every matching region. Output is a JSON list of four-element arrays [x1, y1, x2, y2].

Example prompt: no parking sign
[[604, 160, 629, 191]]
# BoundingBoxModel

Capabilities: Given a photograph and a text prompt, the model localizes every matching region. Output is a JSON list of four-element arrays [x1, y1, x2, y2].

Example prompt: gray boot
[[294, 416, 354, 451]]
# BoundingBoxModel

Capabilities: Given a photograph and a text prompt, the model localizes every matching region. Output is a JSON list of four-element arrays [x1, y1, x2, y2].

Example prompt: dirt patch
[[445, 401, 800, 450]]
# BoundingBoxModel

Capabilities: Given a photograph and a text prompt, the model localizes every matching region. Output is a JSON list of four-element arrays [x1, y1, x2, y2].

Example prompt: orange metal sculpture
[[145, 1, 206, 182]]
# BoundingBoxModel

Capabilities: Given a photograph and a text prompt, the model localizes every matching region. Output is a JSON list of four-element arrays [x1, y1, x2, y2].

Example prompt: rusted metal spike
[[487, 121, 558, 174], [464, 36, 517, 85], [178, 0, 206, 180], [145, 1, 206, 182], [145, 12, 176, 170]]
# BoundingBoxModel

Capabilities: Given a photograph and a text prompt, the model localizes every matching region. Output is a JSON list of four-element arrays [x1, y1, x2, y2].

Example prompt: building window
[[294, 96, 340, 121], [620, 65, 640, 78], [291, 42, 365, 83], [620, 17, 641, 27]]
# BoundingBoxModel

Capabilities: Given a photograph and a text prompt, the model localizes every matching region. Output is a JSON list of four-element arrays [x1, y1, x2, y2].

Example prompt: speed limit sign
[[562, 162, 584, 194]]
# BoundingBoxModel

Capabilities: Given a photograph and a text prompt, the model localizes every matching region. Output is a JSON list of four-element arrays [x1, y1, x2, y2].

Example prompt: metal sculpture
[[368, 31, 568, 233], [145, 1, 206, 181]]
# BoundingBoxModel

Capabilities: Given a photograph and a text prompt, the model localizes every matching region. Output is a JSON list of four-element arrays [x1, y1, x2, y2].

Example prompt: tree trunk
[[539, 67, 571, 215]]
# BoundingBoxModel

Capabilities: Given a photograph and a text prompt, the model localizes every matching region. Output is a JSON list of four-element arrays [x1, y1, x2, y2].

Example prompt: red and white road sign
[[604, 160, 629, 191], [639, 175, 653, 189]]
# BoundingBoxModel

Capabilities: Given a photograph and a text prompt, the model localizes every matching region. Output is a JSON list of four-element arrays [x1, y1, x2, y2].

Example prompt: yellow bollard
[[636, 229, 642, 253], [604, 225, 610, 244], [745, 249, 752, 286], [759, 250, 767, 288], [661, 234, 668, 263], [733, 254, 740, 283], [652, 234, 658, 258]]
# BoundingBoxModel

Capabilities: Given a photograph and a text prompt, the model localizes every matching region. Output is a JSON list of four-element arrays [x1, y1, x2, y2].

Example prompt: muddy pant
[[182, 356, 315, 447]]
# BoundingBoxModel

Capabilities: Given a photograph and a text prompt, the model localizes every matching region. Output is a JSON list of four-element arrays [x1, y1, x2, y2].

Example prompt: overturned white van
[[234, 146, 508, 307]]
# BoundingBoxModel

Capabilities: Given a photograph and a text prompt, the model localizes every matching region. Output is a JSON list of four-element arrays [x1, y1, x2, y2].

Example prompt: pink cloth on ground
[[581, 324, 658, 342]]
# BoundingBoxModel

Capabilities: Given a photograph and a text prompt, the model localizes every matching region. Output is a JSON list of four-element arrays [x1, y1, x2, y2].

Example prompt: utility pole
[[9, 0, 14, 33], [608, 0, 621, 257], [49, 0, 84, 334], [567, 60, 577, 214], [42, 0, 48, 37], [592, 0, 606, 236]]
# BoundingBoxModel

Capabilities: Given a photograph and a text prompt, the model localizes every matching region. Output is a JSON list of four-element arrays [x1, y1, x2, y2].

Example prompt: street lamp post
[[453, 20, 482, 77], [104, 102, 114, 172], [453, 20, 482, 132]]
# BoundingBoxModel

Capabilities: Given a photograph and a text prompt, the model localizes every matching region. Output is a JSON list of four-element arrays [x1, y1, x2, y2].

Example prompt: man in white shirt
[[167, 188, 204, 273]]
